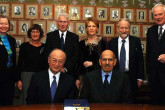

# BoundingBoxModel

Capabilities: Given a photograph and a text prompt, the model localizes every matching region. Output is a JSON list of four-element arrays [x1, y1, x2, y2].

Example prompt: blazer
[[27, 70, 76, 104], [0, 34, 16, 81], [80, 69, 130, 103], [146, 24, 165, 85], [108, 36, 144, 83], [44, 30, 79, 78]]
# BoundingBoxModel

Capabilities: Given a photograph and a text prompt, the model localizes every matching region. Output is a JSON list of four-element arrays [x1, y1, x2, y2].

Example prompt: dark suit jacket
[[80, 69, 130, 103], [0, 34, 16, 81], [27, 70, 76, 104], [108, 36, 144, 87], [44, 30, 79, 78], [146, 24, 165, 85]]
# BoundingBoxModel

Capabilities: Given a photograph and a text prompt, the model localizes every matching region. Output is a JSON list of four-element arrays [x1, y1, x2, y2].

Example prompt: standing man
[[108, 18, 144, 103], [80, 50, 130, 103], [27, 49, 76, 104], [146, 4, 165, 105], [44, 13, 79, 79]]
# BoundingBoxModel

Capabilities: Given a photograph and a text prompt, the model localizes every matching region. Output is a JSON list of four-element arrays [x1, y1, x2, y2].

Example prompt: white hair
[[57, 13, 70, 21], [117, 18, 130, 28], [152, 4, 165, 13]]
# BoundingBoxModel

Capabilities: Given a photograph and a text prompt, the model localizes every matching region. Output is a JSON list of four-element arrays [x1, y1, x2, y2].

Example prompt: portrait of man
[[139, 11, 144, 20], [29, 7, 35, 15], [14, 6, 21, 15], [43, 7, 49, 16], [0, 6, 6, 15], [126, 11, 131, 19], [106, 26, 111, 34], [50, 24, 56, 32], [78, 25, 85, 34], [72, 8, 77, 17], [85, 9, 92, 18], [21, 23, 28, 32], [99, 10, 104, 18], [16, 40, 21, 48], [112, 10, 118, 19], [132, 27, 138, 35]]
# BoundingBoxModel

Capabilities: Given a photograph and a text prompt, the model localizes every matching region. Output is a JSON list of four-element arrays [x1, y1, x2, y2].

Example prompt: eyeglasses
[[58, 21, 68, 24], [50, 59, 64, 65], [31, 31, 40, 34]]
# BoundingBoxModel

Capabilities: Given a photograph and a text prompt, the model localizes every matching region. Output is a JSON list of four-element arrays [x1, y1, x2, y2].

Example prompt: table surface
[[0, 103, 165, 110]]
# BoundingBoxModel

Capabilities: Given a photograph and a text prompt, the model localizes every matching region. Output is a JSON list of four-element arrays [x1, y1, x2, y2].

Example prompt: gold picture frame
[[82, 6, 95, 20], [136, 9, 147, 22], [25, 4, 39, 19], [123, 8, 135, 22], [148, 9, 154, 23], [47, 20, 57, 33], [96, 7, 108, 21], [130, 24, 141, 37], [75, 22, 86, 37], [40, 4, 53, 20], [0, 3, 10, 17], [103, 23, 115, 37], [142, 25, 152, 38], [54, 4, 67, 20], [68, 5, 81, 20], [11, 3, 24, 18], [18, 20, 31, 35], [15, 36, 24, 52], [7, 19, 17, 35], [110, 7, 121, 22]]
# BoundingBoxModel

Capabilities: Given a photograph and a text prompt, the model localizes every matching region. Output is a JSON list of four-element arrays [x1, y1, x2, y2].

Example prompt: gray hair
[[57, 13, 70, 21], [152, 4, 165, 13], [117, 18, 130, 28]]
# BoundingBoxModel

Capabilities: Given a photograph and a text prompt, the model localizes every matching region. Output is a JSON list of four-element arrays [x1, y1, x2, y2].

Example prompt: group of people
[[0, 3, 165, 106]]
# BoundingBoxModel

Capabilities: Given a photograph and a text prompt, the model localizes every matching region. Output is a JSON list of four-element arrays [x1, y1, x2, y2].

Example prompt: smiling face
[[118, 20, 130, 39], [31, 29, 40, 41], [57, 15, 69, 32], [153, 5, 165, 26], [86, 21, 98, 36], [0, 18, 9, 35]]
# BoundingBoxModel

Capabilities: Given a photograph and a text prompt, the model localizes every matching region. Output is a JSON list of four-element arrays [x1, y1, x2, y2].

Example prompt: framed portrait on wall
[[68, 22, 74, 33], [15, 36, 24, 52], [82, 6, 95, 20], [25, 4, 39, 19], [0, 3, 10, 17], [149, 9, 154, 23], [75, 22, 86, 37], [54, 4, 67, 20], [11, 3, 24, 18], [41, 37, 46, 44], [142, 25, 152, 38], [47, 20, 57, 33], [141, 40, 146, 54], [123, 8, 135, 22], [40, 4, 53, 20], [97, 23, 102, 37], [7, 20, 17, 35], [130, 24, 141, 37], [136, 9, 147, 22], [18, 20, 31, 35], [103, 23, 115, 37], [68, 5, 81, 20], [33, 20, 46, 35], [96, 7, 108, 21], [110, 7, 121, 21]]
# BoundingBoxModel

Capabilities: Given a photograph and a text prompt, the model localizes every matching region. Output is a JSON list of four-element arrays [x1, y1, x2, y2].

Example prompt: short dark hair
[[85, 17, 99, 29], [27, 24, 44, 38], [0, 15, 10, 31]]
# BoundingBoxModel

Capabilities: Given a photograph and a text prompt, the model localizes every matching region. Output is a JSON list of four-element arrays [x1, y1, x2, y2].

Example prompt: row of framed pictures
[[0, 3, 155, 22], [8, 19, 153, 38]]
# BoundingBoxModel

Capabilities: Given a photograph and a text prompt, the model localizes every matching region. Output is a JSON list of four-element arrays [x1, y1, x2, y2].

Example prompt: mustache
[[104, 64, 110, 67]]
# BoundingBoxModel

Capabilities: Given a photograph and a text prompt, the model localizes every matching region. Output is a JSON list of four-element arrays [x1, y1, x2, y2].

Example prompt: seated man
[[27, 49, 76, 104], [80, 50, 130, 103]]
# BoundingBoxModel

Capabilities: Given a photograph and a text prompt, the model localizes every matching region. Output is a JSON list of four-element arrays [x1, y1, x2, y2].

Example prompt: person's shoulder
[[6, 34, 15, 40], [33, 70, 48, 78], [67, 31, 79, 38], [85, 69, 100, 78], [112, 69, 128, 79], [148, 24, 157, 31], [47, 30, 58, 36], [108, 37, 118, 43], [61, 73, 75, 82]]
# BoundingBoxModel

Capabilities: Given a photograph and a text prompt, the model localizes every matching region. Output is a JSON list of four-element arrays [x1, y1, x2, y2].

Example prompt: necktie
[[50, 76, 57, 102], [103, 75, 109, 102], [103, 75, 109, 88], [158, 26, 163, 40], [120, 40, 126, 72], [60, 33, 64, 50]]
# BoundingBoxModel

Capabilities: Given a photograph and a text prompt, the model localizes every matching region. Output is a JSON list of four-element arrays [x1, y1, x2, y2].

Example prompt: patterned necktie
[[158, 26, 163, 40], [120, 40, 126, 72], [60, 33, 64, 50], [50, 76, 57, 102]]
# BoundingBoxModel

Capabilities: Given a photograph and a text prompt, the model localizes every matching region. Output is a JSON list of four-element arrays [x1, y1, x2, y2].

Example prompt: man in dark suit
[[27, 49, 76, 104], [146, 4, 165, 105], [80, 50, 130, 103], [108, 18, 144, 103], [44, 13, 79, 80]]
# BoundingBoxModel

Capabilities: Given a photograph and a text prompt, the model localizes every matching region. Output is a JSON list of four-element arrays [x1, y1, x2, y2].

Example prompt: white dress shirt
[[59, 30, 67, 43], [48, 68, 60, 87]]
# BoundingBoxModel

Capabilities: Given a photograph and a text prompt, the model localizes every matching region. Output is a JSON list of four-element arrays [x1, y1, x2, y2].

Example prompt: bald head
[[100, 50, 116, 60]]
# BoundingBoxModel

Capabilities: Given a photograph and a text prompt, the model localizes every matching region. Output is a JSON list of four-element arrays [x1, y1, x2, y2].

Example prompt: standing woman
[[0, 15, 16, 105], [17, 24, 46, 104], [77, 17, 107, 89]]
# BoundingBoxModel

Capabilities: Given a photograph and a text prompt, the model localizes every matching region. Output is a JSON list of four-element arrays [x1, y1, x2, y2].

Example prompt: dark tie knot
[[105, 75, 109, 79], [61, 33, 64, 37], [122, 40, 125, 43], [53, 76, 56, 80]]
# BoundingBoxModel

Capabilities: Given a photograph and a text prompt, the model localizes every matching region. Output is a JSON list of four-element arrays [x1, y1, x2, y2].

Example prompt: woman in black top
[[17, 24, 46, 104], [77, 17, 107, 90]]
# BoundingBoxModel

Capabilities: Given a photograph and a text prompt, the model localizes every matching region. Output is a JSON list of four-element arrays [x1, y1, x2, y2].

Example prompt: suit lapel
[[64, 31, 70, 52]]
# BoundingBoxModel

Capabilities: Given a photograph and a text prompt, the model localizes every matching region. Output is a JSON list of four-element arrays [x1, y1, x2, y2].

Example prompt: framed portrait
[[11, 3, 24, 18], [142, 25, 152, 38], [130, 24, 141, 37], [25, 4, 39, 19], [54, 4, 67, 20], [18, 20, 31, 35], [136, 9, 147, 22], [149, 9, 154, 23], [110, 7, 121, 21], [33, 20, 46, 36], [68, 5, 81, 20], [82, 6, 95, 20], [40, 4, 53, 20], [103, 23, 115, 37], [41, 37, 46, 44], [96, 7, 108, 21], [7, 20, 17, 35], [123, 8, 135, 22], [75, 22, 86, 37], [141, 40, 146, 54], [68, 22, 74, 33], [47, 20, 57, 33], [98, 23, 102, 37], [0, 3, 10, 17], [15, 36, 24, 52]]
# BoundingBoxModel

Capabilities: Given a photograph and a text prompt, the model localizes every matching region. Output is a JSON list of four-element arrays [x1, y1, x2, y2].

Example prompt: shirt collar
[[48, 68, 61, 80], [59, 30, 67, 37], [118, 36, 129, 43], [101, 69, 112, 77]]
